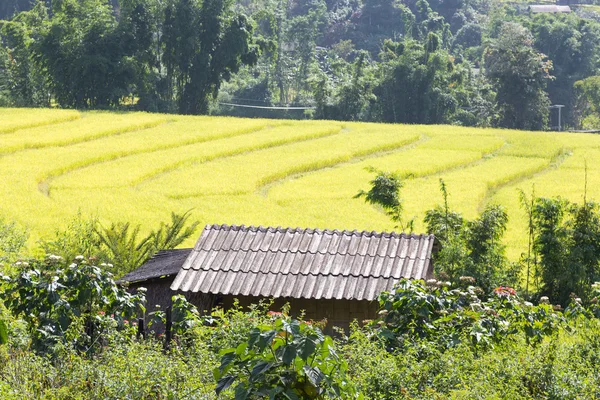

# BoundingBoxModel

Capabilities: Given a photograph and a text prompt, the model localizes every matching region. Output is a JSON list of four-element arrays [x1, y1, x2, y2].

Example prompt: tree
[[532, 197, 600, 305], [425, 180, 517, 293], [528, 14, 600, 128], [0, 1, 50, 107], [0, 0, 33, 20], [35, 0, 135, 108], [574, 76, 600, 129], [372, 37, 467, 124], [165, 0, 259, 114], [484, 22, 552, 130], [356, 168, 414, 231]]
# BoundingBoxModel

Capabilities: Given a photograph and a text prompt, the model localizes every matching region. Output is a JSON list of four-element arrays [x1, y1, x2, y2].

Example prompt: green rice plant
[[417, 133, 505, 152], [496, 130, 564, 158], [256, 137, 419, 189]]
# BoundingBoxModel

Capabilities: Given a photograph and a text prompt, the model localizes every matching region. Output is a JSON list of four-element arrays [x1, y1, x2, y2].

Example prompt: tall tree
[[0, 1, 50, 107], [373, 36, 467, 124], [484, 22, 552, 130], [36, 0, 135, 108], [528, 14, 600, 128], [165, 0, 259, 114], [574, 75, 600, 129], [0, 0, 34, 20]]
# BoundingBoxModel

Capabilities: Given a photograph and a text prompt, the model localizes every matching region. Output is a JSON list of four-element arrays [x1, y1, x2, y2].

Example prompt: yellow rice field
[[1, 108, 599, 259]]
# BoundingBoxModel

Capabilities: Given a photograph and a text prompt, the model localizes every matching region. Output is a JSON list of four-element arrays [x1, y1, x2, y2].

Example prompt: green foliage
[[484, 22, 552, 130], [41, 210, 199, 277], [0, 1, 50, 107], [1, 256, 146, 355], [574, 75, 600, 129], [425, 180, 517, 292], [528, 14, 600, 128], [35, 0, 136, 108], [373, 38, 469, 125], [532, 197, 600, 305], [0, 217, 27, 267], [165, 0, 259, 114], [96, 210, 199, 275], [214, 315, 361, 399], [0, 339, 218, 399], [355, 167, 411, 230], [1, 275, 600, 398], [41, 211, 104, 264], [376, 278, 566, 352]]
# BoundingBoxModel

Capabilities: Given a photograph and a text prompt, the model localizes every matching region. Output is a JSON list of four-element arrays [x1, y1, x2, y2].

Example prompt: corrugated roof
[[120, 248, 192, 283], [529, 5, 571, 13], [170, 224, 435, 301]]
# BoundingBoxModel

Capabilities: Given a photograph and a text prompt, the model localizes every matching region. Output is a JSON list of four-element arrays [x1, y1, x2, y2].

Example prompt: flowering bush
[[376, 279, 567, 351]]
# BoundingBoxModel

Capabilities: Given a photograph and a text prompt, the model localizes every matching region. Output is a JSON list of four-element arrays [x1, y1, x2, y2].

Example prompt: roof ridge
[[203, 223, 433, 238], [193, 248, 432, 258], [186, 269, 413, 280]]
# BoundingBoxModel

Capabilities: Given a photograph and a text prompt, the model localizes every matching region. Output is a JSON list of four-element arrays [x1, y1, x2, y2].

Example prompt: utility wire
[[218, 102, 315, 110]]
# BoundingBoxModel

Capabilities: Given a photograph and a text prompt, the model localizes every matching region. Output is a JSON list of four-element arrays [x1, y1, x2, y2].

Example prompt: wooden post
[[164, 306, 172, 351], [136, 318, 146, 340]]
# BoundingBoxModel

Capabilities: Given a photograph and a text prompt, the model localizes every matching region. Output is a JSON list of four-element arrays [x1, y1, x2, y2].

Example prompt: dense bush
[[215, 314, 359, 399], [376, 279, 566, 352], [1, 256, 146, 355], [425, 180, 519, 293], [0, 269, 600, 398]]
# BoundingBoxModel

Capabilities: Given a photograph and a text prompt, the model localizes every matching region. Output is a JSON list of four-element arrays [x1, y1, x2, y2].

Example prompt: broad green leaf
[[234, 384, 249, 400], [303, 365, 324, 387], [219, 350, 237, 373], [283, 389, 300, 400], [236, 342, 248, 356], [282, 344, 297, 365], [300, 336, 317, 360], [215, 375, 236, 395], [250, 361, 273, 381], [269, 386, 284, 400], [0, 320, 7, 345]]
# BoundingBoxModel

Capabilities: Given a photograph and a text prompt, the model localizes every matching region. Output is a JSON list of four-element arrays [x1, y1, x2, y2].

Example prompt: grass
[[2, 108, 600, 261]]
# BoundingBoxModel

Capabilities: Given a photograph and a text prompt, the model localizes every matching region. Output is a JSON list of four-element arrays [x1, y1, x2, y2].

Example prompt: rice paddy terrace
[[1, 107, 599, 259]]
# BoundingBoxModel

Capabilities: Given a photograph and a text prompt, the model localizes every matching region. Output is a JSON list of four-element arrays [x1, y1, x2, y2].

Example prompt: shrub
[[375, 278, 566, 352], [214, 315, 361, 399], [2, 255, 146, 355], [0, 217, 27, 267], [40, 210, 199, 277]]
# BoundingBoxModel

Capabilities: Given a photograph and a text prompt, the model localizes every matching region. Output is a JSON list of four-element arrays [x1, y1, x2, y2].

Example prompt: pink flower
[[98, 311, 105, 316], [267, 311, 283, 317], [494, 286, 516, 297]]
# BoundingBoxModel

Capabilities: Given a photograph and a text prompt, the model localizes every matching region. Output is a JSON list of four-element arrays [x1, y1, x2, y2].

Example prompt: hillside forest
[[3, 0, 600, 129]]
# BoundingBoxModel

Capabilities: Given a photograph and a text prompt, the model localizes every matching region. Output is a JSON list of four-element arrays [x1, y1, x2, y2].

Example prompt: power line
[[218, 102, 315, 110]]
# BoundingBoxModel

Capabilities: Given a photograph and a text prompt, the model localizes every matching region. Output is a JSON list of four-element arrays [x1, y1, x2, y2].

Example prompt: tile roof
[[120, 248, 192, 283], [529, 5, 571, 13], [170, 224, 435, 301]]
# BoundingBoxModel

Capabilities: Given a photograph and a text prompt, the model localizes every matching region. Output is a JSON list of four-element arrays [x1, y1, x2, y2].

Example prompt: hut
[[528, 5, 571, 13], [121, 224, 435, 331]]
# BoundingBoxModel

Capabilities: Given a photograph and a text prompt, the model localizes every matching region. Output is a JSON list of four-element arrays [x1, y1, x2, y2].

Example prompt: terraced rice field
[[1, 108, 599, 259]]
